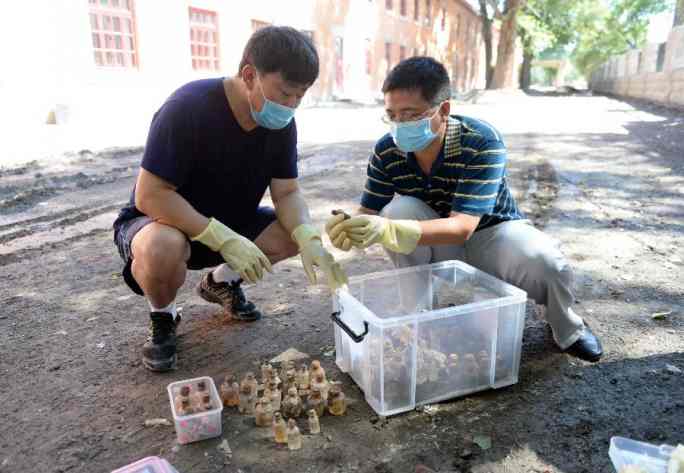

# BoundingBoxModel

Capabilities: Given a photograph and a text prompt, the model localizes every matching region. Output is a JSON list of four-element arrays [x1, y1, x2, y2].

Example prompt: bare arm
[[134, 168, 208, 237], [271, 178, 311, 236]]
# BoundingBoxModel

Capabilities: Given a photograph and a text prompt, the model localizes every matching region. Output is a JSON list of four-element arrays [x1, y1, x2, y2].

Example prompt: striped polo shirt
[[361, 115, 523, 231]]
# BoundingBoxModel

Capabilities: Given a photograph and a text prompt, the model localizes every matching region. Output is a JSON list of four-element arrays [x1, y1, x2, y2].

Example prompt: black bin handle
[[331, 311, 368, 343]]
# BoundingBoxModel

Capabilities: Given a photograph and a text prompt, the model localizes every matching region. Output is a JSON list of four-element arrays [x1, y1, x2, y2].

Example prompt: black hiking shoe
[[195, 272, 262, 321], [142, 312, 180, 372]]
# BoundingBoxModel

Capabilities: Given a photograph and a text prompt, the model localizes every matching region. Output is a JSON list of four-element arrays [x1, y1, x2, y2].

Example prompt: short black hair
[[382, 57, 451, 105], [239, 26, 319, 86]]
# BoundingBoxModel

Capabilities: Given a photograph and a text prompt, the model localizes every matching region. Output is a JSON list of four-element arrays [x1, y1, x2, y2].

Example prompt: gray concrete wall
[[590, 26, 684, 108]]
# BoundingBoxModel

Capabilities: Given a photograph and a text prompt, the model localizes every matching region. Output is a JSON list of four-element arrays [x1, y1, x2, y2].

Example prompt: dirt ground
[[0, 93, 682, 473]]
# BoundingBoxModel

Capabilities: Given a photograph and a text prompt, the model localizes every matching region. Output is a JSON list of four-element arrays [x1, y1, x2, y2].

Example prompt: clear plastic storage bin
[[112, 456, 180, 473], [332, 260, 527, 416], [167, 376, 223, 444], [609, 436, 676, 473]]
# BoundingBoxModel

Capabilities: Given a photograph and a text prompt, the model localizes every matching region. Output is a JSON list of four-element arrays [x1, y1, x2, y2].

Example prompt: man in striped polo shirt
[[326, 57, 602, 362]]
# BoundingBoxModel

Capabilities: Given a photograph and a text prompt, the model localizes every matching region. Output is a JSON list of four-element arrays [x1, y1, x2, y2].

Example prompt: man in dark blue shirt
[[326, 57, 602, 362], [114, 27, 346, 372]]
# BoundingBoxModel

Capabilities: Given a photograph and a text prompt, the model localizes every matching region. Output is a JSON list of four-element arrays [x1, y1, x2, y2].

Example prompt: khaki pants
[[380, 195, 585, 349]]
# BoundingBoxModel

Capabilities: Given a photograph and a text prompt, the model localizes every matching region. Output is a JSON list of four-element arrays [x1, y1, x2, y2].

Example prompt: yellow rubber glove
[[331, 215, 422, 254], [292, 224, 349, 290], [324, 213, 353, 251], [191, 218, 272, 284]]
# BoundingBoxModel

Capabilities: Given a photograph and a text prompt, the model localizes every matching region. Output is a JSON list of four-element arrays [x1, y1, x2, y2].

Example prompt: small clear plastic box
[[167, 376, 223, 444], [609, 436, 676, 472], [332, 260, 527, 416], [111, 456, 180, 473]]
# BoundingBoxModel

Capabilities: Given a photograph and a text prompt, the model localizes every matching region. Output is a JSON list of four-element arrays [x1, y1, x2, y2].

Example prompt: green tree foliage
[[572, 0, 674, 77]]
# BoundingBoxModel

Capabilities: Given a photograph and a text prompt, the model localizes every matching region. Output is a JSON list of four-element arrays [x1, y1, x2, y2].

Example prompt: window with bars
[[189, 7, 220, 71], [414, 0, 419, 20], [386, 0, 393, 11], [425, 0, 431, 24], [89, 0, 138, 68], [400, 0, 407, 16]]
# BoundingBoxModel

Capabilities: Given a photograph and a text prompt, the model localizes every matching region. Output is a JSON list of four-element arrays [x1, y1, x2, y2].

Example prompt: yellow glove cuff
[[384, 219, 422, 255], [191, 218, 232, 252], [291, 223, 321, 249]]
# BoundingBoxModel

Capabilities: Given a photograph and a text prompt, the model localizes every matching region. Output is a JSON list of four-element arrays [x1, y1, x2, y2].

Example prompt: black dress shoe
[[565, 326, 603, 362]]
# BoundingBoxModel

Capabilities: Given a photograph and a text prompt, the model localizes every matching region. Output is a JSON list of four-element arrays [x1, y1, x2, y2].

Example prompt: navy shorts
[[113, 207, 277, 296]]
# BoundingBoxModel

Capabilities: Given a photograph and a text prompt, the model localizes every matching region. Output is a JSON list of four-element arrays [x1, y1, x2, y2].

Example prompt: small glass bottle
[[201, 393, 213, 411], [307, 386, 326, 418], [284, 372, 297, 395], [221, 375, 240, 408], [311, 372, 330, 401], [280, 360, 295, 386], [177, 397, 193, 416], [297, 364, 310, 390], [446, 353, 460, 377], [286, 419, 302, 450], [307, 409, 320, 434], [273, 412, 287, 444], [174, 385, 192, 414], [309, 360, 326, 384], [328, 386, 347, 416], [463, 353, 480, 377], [238, 383, 256, 415], [191, 381, 209, 410], [269, 381, 282, 412], [282, 387, 302, 419], [255, 398, 274, 427], [261, 363, 273, 385], [241, 372, 259, 398]]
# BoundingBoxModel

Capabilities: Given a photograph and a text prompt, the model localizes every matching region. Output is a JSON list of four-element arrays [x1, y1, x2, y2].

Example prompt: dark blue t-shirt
[[115, 78, 298, 229]]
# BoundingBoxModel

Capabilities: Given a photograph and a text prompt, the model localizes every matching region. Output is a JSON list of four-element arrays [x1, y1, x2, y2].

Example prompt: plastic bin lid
[[111, 456, 178, 473]]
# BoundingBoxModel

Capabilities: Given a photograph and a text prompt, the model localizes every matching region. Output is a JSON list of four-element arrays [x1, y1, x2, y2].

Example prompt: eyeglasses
[[381, 105, 439, 124]]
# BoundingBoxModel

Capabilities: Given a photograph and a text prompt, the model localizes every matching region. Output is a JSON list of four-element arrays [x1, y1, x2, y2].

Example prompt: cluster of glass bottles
[[219, 359, 347, 450], [173, 380, 215, 416]]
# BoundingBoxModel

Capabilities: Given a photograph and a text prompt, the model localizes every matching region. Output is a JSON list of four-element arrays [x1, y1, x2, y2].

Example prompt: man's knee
[[531, 250, 573, 288], [380, 195, 433, 220], [132, 223, 189, 274]]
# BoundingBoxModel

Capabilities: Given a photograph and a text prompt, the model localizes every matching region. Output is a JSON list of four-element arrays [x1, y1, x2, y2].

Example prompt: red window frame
[[189, 7, 220, 71], [88, 0, 138, 69]]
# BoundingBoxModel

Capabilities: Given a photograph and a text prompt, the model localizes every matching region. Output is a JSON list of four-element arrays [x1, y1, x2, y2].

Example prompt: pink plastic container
[[111, 456, 179, 473]]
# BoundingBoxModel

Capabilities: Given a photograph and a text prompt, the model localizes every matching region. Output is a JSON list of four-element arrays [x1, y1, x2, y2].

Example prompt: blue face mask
[[389, 112, 439, 152], [250, 81, 296, 130]]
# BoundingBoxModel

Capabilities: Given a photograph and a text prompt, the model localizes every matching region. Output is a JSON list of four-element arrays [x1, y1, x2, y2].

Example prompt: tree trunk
[[491, 0, 522, 89], [520, 51, 533, 90], [478, 0, 494, 89], [675, 0, 684, 27]]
